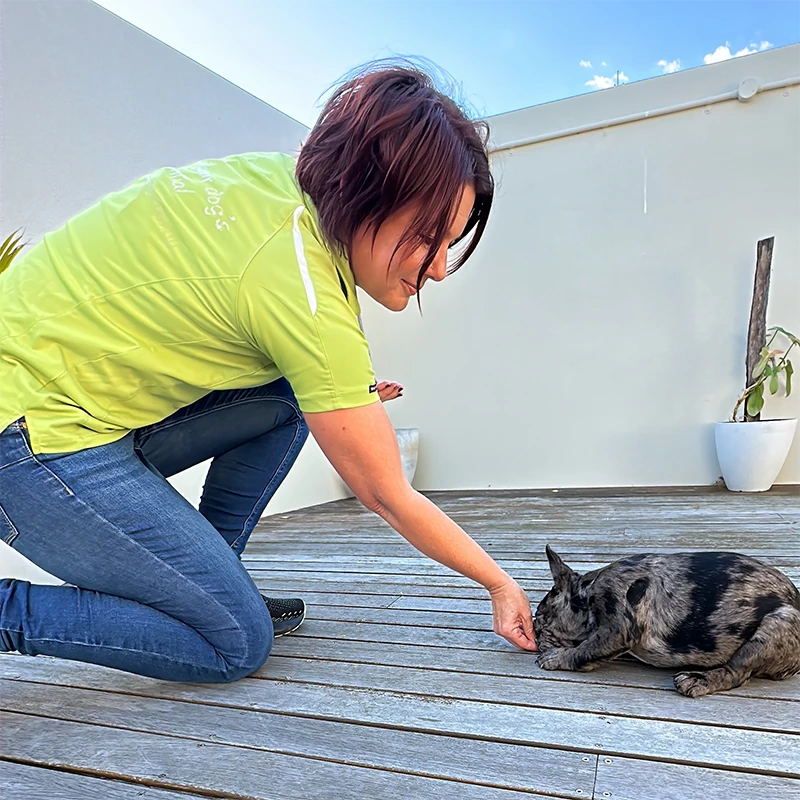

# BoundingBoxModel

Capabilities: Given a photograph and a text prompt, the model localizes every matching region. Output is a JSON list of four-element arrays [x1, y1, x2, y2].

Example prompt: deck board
[[2, 485, 799, 798]]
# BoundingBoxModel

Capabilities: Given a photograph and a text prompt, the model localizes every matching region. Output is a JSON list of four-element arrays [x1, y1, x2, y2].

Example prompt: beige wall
[[364, 44, 800, 490]]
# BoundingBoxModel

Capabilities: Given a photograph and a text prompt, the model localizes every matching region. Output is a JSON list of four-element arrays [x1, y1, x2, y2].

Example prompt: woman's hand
[[377, 381, 403, 403], [489, 578, 538, 652]]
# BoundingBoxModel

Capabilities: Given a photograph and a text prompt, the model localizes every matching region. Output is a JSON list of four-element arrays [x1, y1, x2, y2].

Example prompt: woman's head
[[296, 60, 493, 311]]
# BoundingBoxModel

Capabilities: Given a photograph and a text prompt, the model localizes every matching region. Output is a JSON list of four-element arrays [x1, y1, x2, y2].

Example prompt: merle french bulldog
[[533, 545, 800, 697]]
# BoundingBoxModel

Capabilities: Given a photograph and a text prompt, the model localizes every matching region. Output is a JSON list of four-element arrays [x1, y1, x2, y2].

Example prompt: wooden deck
[[2, 485, 799, 799]]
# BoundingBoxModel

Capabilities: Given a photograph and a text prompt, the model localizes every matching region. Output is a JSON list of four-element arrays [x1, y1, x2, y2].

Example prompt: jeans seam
[[0, 455, 34, 473], [0, 630, 238, 670], [229, 416, 307, 554], [16, 430, 76, 497], [0, 504, 20, 547]]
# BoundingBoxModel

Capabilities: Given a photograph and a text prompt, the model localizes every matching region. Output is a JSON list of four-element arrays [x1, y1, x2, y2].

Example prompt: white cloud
[[579, 59, 592, 67], [586, 75, 614, 89], [658, 59, 681, 74], [704, 41, 773, 64], [705, 45, 733, 63], [585, 72, 628, 90], [601, 61, 607, 67]]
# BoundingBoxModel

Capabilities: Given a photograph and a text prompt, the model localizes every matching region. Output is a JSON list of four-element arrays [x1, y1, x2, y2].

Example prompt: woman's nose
[[426, 250, 448, 283]]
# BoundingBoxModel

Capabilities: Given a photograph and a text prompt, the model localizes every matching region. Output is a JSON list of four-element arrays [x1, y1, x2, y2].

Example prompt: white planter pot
[[714, 418, 797, 492], [394, 427, 420, 485], [334, 427, 419, 496]]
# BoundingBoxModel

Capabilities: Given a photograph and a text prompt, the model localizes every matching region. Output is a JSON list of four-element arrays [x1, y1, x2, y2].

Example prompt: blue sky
[[95, 0, 800, 126]]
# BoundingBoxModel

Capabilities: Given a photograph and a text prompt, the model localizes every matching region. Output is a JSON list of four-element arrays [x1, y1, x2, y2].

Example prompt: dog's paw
[[673, 671, 712, 698], [537, 648, 572, 671]]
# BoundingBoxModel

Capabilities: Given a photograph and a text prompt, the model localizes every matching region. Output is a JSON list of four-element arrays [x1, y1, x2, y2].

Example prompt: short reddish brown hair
[[296, 60, 493, 301]]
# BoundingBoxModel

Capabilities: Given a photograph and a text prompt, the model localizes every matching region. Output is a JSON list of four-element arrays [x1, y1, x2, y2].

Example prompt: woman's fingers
[[503, 622, 538, 651], [377, 381, 404, 403], [490, 580, 538, 651]]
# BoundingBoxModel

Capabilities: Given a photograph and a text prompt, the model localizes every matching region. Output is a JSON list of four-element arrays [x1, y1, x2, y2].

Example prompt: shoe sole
[[273, 613, 305, 637]]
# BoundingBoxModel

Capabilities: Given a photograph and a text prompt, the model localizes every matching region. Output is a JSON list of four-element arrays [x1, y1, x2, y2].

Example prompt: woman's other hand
[[377, 381, 403, 402]]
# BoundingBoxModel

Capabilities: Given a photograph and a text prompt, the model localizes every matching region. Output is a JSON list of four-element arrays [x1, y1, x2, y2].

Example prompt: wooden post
[[745, 237, 774, 421]]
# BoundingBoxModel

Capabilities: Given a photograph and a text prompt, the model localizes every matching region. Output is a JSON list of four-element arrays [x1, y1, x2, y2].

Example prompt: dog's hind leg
[[674, 606, 800, 698]]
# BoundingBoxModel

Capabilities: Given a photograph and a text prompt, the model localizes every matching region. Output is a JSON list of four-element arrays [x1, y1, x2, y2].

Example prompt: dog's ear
[[546, 545, 577, 586]]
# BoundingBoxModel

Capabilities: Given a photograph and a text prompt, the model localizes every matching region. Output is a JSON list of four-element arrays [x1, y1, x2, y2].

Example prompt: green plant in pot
[[731, 326, 796, 422], [715, 237, 798, 492]]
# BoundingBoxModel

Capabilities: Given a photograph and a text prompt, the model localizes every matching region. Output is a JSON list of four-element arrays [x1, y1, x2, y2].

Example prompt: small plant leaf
[[753, 354, 769, 378], [746, 383, 765, 417], [786, 361, 794, 396], [769, 372, 779, 394]]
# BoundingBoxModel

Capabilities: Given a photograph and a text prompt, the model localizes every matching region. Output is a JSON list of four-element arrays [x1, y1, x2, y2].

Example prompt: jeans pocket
[[0, 504, 20, 548], [30, 453, 76, 497]]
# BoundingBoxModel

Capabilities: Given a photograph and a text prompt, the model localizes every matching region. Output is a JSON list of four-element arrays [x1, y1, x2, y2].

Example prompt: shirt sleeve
[[236, 206, 380, 413]]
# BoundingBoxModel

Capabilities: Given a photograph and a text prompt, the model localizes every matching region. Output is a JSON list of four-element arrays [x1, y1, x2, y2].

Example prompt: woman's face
[[349, 184, 477, 311]]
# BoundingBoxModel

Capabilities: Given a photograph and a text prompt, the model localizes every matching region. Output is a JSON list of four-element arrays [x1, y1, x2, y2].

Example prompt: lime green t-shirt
[[0, 152, 379, 455]]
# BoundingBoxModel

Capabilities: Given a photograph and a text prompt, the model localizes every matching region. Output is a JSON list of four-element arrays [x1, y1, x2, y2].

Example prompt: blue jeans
[[0, 378, 308, 683]]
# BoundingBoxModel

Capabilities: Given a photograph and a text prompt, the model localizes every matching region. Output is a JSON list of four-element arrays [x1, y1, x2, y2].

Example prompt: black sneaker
[[262, 595, 306, 637]]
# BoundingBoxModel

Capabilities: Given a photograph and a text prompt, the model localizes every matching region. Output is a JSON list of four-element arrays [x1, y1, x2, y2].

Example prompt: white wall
[[363, 45, 800, 490], [0, 0, 344, 582]]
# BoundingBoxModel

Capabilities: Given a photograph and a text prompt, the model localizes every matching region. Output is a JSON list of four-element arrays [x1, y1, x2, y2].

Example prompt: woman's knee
[[216, 596, 274, 682], [219, 644, 272, 682]]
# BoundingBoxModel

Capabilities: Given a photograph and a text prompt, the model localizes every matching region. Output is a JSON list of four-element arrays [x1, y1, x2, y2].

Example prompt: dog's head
[[534, 545, 593, 651]]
